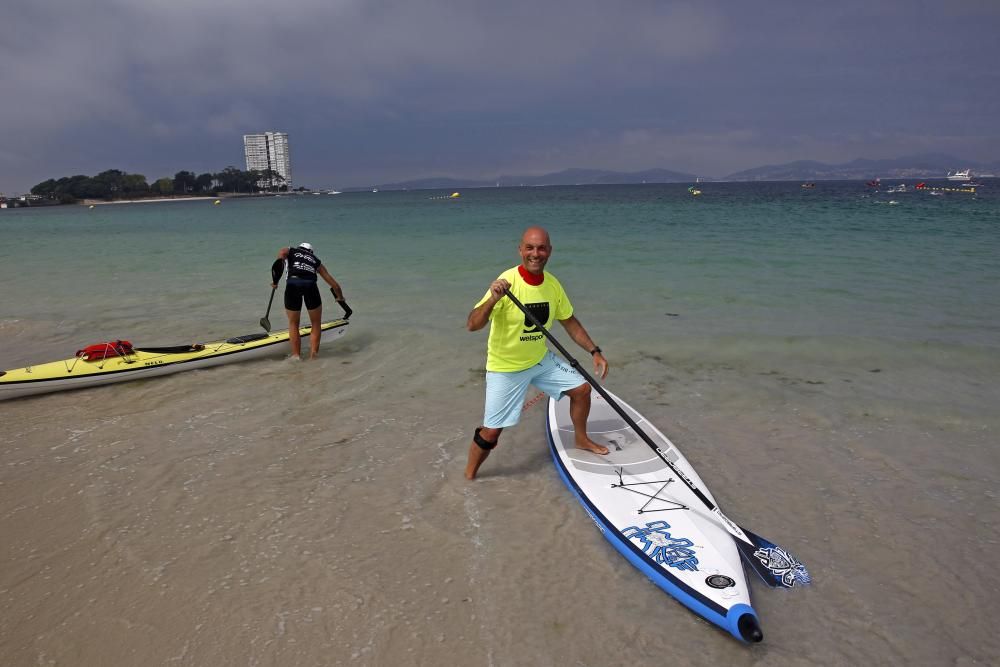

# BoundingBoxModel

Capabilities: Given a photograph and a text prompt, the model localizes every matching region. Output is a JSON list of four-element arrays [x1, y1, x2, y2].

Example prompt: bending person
[[274, 242, 347, 359]]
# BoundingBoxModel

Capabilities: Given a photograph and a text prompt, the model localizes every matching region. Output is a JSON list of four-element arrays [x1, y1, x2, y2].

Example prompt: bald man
[[465, 226, 610, 480]]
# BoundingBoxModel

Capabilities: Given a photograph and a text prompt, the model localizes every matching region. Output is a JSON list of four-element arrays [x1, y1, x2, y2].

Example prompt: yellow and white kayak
[[0, 319, 349, 401]]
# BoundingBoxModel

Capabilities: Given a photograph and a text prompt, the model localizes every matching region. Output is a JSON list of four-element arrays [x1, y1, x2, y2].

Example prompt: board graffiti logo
[[522, 302, 549, 333], [752, 545, 811, 587], [623, 520, 699, 572]]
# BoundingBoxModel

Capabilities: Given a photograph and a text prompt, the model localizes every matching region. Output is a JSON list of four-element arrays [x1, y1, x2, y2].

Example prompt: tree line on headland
[[29, 167, 289, 203]]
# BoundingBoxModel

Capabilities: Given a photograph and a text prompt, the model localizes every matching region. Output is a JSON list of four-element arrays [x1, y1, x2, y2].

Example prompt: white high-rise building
[[243, 131, 292, 190]]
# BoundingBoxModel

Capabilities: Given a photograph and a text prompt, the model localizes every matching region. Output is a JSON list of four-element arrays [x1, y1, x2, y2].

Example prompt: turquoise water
[[5, 183, 997, 418], [1, 184, 998, 664], [5, 183, 998, 343]]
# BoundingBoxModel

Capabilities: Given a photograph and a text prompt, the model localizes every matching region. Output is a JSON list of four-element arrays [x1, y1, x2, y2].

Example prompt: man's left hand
[[593, 352, 609, 380]]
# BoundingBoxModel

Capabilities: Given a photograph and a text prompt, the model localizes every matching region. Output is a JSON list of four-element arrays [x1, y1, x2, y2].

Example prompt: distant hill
[[724, 154, 1000, 181], [357, 167, 701, 191], [347, 155, 998, 191], [362, 176, 488, 191], [494, 167, 699, 186]]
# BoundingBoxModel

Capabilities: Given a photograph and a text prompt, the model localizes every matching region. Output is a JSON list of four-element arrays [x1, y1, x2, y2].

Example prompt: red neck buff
[[518, 265, 544, 286]]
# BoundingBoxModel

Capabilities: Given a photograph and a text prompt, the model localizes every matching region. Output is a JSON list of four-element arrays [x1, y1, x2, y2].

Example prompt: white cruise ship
[[947, 170, 972, 181]]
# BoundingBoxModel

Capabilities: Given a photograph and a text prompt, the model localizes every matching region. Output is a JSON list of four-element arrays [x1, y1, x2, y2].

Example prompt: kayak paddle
[[260, 259, 284, 332], [503, 288, 810, 589], [331, 288, 353, 319]]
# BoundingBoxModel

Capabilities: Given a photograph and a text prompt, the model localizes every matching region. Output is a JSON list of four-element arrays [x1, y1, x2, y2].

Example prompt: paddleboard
[[547, 388, 763, 642]]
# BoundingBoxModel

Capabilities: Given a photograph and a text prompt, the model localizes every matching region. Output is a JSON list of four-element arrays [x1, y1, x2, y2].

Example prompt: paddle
[[331, 289, 353, 319], [260, 259, 284, 332], [503, 288, 810, 589]]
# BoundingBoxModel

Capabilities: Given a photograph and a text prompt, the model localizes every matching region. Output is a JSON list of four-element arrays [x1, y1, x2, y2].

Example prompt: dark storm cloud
[[1, 0, 997, 192]]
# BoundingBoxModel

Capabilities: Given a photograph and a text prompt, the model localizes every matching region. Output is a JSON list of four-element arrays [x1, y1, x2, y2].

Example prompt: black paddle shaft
[[263, 288, 277, 318], [503, 288, 723, 515], [259, 259, 285, 332]]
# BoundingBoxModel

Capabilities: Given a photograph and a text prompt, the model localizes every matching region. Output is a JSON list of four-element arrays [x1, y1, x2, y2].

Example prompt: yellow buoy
[[88, 205, 95, 209], [213, 200, 221, 205], [451, 192, 460, 198]]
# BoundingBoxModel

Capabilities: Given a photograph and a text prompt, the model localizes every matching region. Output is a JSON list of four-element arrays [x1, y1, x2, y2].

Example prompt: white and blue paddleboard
[[547, 388, 764, 642]]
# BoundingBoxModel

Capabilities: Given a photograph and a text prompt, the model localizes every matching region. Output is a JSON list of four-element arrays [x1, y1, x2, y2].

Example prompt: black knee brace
[[474, 427, 498, 451]]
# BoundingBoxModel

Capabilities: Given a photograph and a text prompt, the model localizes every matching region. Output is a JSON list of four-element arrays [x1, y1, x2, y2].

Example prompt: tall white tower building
[[243, 131, 292, 189]]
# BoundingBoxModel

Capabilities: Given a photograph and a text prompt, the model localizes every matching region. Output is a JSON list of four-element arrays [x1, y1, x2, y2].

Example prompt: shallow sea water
[[1, 183, 998, 665]]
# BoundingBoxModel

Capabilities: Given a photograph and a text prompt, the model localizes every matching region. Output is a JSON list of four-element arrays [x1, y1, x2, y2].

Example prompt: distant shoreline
[[80, 196, 220, 206]]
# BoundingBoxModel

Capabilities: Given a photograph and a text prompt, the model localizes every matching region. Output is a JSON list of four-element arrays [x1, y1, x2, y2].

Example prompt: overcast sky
[[1, 0, 998, 192]]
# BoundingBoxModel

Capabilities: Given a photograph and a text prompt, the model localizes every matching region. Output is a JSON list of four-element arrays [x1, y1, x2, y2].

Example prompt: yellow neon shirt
[[475, 267, 574, 372]]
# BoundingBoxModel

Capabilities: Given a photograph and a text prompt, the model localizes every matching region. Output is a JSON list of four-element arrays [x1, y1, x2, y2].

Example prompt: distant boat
[[327, 190, 341, 195], [801, 182, 816, 188], [866, 178, 880, 188], [947, 170, 972, 181], [887, 184, 907, 193], [372, 188, 379, 193]]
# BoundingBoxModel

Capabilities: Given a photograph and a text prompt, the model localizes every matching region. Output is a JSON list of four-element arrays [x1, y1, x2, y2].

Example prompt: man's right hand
[[489, 279, 511, 301], [468, 279, 511, 332]]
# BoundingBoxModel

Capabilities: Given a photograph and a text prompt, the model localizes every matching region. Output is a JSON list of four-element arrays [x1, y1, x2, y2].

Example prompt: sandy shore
[[80, 196, 220, 206], [3, 185, 998, 665]]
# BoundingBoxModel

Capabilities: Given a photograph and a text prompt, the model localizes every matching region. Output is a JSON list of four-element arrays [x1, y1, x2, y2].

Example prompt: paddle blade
[[260, 286, 277, 332], [339, 299, 352, 319], [735, 527, 811, 588], [271, 258, 284, 284]]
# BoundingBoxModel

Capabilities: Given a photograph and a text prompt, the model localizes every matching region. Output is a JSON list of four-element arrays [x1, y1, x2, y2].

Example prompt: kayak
[[0, 319, 349, 401], [548, 388, 793, 642]]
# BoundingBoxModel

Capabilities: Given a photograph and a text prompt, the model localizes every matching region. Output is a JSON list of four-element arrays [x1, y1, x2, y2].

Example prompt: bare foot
[[575, 438, 609, 455]]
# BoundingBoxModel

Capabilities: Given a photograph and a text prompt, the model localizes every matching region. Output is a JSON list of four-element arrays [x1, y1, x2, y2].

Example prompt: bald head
[[518, 226, 552, 275], [521, 226, 550, 246]]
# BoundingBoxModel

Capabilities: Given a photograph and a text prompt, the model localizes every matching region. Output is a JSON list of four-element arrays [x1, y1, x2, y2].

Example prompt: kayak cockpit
[[134, 344, 206, 354], [225, 333, 271, 344]]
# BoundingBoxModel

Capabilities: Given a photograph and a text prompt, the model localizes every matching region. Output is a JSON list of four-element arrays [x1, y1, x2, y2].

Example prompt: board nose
[[737, 613, 764, 643]]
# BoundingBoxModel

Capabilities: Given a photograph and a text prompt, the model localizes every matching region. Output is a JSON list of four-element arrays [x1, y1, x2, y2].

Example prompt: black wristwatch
[[589, 346, 602, 356]]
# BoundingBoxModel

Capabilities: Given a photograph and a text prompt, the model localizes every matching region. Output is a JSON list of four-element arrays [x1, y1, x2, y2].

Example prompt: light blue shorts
[[483, 351, 588, 428]]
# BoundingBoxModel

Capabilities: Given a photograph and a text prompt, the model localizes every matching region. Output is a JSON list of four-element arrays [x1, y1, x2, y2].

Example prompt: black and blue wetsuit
[[284, 246, 323, 311]]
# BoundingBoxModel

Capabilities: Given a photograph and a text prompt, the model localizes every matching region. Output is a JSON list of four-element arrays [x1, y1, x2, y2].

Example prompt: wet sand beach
[[2, 185, 998, 664]]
